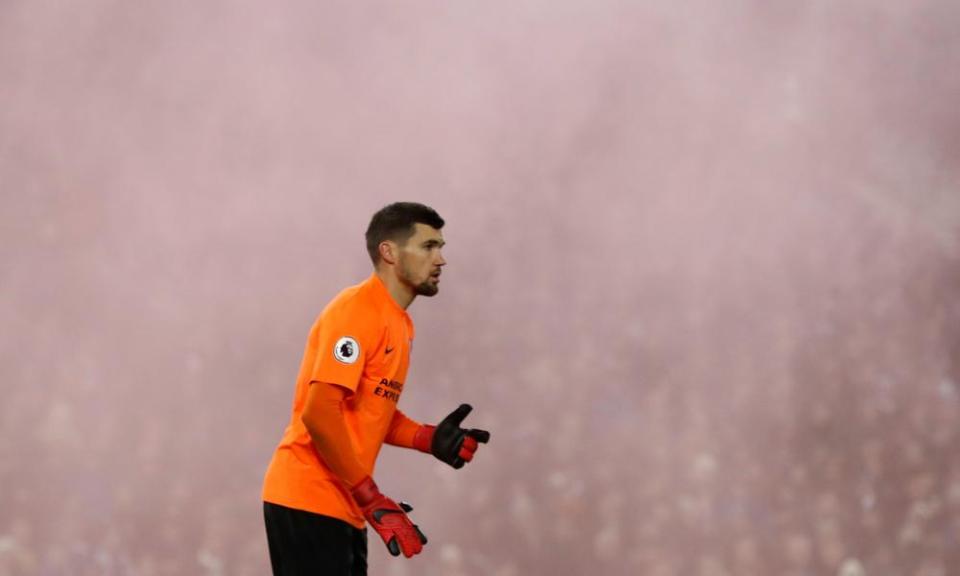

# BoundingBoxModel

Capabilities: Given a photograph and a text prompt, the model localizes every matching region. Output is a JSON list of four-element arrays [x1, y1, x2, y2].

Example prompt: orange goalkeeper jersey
[[262, 273, 415, 528]]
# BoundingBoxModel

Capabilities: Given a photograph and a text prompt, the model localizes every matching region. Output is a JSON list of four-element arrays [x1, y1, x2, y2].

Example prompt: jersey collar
[[368, 273, 412, 319]]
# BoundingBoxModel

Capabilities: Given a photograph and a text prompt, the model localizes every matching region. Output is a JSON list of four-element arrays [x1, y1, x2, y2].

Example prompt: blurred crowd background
[[2, 0, 958, 575]]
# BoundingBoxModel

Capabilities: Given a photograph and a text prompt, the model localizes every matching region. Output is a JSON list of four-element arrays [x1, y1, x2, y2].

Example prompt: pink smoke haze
[[2, 1, 959, 574]]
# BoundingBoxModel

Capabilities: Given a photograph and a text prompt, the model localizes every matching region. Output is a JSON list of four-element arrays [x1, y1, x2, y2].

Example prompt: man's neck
[[375, 269, 415, 310]]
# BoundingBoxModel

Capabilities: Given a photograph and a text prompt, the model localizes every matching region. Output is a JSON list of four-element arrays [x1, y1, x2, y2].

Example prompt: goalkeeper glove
[[351, 476, 427, 558], [413, 404, 491, 469]]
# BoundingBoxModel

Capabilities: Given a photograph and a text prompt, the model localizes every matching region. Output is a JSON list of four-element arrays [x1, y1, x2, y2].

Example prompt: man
[[262, 202, 491, 575]]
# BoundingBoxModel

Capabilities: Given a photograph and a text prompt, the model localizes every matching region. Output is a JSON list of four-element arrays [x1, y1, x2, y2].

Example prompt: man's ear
[[378, 240, 398, 265]]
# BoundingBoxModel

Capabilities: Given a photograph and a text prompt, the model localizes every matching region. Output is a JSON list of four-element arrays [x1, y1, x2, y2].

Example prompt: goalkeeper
[[262, 202, 491, 575]]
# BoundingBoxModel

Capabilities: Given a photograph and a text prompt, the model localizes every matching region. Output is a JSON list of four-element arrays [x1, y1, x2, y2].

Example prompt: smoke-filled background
[[2, 1, 959, 575]]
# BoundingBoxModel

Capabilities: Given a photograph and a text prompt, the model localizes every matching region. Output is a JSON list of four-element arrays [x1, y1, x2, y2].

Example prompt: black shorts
[[263, 501, 368, 576]]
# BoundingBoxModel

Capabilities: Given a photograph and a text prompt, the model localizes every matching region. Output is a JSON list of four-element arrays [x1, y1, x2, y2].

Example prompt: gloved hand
[[351, 476, 427, 558], [413, 404, 491, 469]]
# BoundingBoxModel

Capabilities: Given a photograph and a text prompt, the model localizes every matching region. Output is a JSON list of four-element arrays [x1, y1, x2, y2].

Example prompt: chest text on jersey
[[373, 378, 404, 403]]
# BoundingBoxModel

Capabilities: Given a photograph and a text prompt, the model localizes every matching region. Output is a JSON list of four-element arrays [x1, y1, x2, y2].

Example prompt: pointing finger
[[466, 428, 490, 444]]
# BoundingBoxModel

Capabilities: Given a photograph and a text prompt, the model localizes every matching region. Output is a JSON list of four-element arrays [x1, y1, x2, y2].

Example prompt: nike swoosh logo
[[373, 508, 402, 523], [385, 346, 394, 355]]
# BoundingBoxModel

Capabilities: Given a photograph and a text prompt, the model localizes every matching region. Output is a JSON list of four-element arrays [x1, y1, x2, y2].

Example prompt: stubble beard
[[400, 261, 439, 297], [414, 281, 439, 297]]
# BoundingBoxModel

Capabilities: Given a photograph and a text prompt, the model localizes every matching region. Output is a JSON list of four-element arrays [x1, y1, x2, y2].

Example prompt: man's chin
[[414, 282, 439, 297]]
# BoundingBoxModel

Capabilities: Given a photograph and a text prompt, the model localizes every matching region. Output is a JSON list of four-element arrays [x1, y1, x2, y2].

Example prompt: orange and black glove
[[413, 404, 491, 469], [351, 476, 427, 558]]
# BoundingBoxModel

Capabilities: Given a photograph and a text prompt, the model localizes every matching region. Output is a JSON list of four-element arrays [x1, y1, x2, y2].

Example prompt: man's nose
[[436, 251, 446, 266]]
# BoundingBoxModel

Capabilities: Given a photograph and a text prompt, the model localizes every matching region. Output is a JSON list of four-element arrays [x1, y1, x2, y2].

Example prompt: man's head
[[366, 202, 446, 297]]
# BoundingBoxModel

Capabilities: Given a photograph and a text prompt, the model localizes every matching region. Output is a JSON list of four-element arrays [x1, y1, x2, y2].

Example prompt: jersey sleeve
[[309, 298, 381, 393], [302, 380, 368, 487], [384, 409, 423, 449]]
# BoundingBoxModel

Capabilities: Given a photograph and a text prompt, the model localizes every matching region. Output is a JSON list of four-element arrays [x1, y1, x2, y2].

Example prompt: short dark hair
[[365, 202, 445, 265]]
